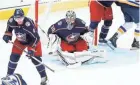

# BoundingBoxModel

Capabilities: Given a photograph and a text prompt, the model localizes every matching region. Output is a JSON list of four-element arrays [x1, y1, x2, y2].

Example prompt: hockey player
[[2, 8, 48, 85], [1, 73, 27, 85], [47, 10, 106, 67], [109, 1, 140, 49], [89, 0, 115, 45]]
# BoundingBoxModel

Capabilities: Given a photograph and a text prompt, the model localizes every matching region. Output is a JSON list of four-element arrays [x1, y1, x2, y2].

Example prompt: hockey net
[[25, 0, 98, 46]]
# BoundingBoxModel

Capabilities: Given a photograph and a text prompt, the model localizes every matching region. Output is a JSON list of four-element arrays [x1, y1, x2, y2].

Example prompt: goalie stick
[[56, 50, 106, 68], [56, 50, 70, 66], [56, 50, 82, 68]]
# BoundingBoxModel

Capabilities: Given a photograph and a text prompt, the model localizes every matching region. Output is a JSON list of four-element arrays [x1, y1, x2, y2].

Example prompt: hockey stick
[[56, 50, 107, 67], [38, 25, 49, 38], [9, 41, 55, 73], [56, 50, 76, 60], [38, 25, 50, 48], [56, 50, 70, 66], [56, 50, 81, 68]]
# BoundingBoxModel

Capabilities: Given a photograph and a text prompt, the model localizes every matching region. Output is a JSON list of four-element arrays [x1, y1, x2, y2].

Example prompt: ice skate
[[41, 76, 49, 85], [109, 33, 118, 48], [131, 38, 140, 50]]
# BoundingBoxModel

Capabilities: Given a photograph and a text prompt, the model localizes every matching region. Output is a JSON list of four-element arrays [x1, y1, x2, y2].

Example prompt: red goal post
[[35, 0, 39, 28]]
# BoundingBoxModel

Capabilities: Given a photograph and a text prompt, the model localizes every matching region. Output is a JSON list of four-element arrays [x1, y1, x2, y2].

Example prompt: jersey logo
[[25, 22, 31, 27], [16, 32, 26, 42], [66, 33, 80, 43]]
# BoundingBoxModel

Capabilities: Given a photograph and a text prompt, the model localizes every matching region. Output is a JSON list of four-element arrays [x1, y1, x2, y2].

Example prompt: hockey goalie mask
[[66, 10, 76, 30], [14, 8, 25, 25], [1, 74, 27, 85], [66, 10, 76, 25]]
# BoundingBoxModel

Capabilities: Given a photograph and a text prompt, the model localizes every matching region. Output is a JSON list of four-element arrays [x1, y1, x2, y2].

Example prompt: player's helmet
[[65, 10, 76, 24], [14, 8, 24, 18], [13, 8, 25, 24], [1, 73, 27, 85]]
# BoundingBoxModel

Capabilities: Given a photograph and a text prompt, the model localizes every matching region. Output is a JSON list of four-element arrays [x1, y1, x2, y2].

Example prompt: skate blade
[[98, 41, 115, 50], [106, 41, 116, 50], [130, 47, 139, 50]]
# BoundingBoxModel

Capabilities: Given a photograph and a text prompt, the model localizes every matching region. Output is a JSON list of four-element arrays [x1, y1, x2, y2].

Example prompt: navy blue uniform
[[98, 1, 115, 7], [48, 18, 89, 52], [3, 16, 47, 79], [6, 16, 40, 47], [48, 18, 88, 44], [115, 2, 139, 23]]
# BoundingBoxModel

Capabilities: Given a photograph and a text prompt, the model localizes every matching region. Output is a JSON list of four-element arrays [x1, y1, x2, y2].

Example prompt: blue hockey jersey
[[48, 18, 88, 44], [6, 16, 40, 47]]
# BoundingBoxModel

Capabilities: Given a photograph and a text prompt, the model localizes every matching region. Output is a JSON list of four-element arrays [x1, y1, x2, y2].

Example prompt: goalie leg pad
[[47, 34, 61, 54], [74, 51, 95, 63], [74, 49, 106, 63], [56, 50, 77, 66]]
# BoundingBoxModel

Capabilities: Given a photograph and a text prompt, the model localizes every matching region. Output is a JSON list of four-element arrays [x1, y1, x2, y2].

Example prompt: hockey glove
[[3, 35, 12, 43], [26, 48, 35, 58]]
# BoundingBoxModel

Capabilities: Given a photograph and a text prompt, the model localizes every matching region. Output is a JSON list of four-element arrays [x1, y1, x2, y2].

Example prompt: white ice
[[0, 2, 140, 85]]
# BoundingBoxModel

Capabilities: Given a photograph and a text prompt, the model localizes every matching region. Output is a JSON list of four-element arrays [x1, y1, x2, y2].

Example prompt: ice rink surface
[[0, 1, 140, 85]]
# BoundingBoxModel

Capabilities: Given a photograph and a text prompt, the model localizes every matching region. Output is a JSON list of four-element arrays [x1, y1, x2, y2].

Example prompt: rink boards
[[0, 0, 88, 20]]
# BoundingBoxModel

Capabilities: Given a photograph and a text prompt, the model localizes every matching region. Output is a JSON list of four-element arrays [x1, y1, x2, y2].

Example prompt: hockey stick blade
[[66, 62, 81, 68], [56, 50, 81, 68], [56, 50, 70, 66]]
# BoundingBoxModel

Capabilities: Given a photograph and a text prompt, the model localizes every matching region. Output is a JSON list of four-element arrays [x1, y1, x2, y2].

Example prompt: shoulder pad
[[8, 17, 14, 23], [54, 19, 66, 29], [76, 18, 86, 25], [57, 21, 63, 26], [81, 20, 86, 25], [7, 17, 16, 25]]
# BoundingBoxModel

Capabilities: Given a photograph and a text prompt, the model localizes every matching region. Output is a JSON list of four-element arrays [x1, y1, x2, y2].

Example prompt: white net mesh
[[26, 0, 89, 46]]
